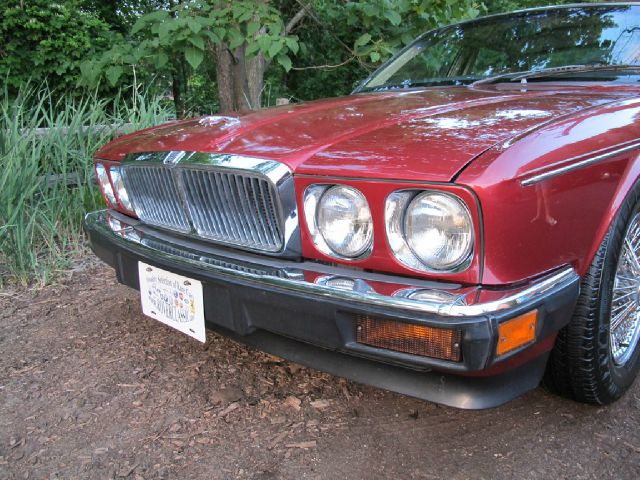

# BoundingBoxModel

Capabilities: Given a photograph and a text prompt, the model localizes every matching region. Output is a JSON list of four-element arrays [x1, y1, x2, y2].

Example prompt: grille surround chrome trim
[[120, 151, 301, 257]]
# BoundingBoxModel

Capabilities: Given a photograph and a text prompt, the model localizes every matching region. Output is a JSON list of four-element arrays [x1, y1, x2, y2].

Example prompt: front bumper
[[84, 209, 580, 409]]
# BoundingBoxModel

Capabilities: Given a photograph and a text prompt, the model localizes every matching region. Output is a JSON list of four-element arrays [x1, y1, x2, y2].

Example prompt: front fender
[[457, 97, 640, 285]]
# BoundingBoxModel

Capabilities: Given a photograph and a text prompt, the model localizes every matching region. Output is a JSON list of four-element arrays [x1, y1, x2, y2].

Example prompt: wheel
[[545, 190, 640, 404]]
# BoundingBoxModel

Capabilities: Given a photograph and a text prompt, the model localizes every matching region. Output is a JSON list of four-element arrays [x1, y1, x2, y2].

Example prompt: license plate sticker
[[138, 262, 206, 343]]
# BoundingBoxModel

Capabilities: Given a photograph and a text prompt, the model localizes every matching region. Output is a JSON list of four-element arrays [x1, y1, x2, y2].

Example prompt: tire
[[545, 187, 640, 404]]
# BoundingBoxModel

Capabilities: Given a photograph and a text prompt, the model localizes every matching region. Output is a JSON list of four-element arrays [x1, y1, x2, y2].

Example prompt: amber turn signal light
[[496, 310, 538, 357], [356, 315, 462, 362]]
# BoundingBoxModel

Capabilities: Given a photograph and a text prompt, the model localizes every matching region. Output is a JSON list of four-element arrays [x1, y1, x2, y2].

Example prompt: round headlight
[[316, 186, 373, 258], [404, 192, 473, 271]]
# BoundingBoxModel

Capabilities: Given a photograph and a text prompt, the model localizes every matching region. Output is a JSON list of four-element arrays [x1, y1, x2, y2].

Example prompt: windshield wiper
[[471, 64, 640, 86]]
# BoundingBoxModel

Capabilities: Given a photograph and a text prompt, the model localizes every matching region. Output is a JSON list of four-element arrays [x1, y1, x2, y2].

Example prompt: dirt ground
[[1, 263, 639, 480]]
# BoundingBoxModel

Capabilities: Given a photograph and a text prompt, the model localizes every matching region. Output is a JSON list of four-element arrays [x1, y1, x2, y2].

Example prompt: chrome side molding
[[521, 139, 640, 186]]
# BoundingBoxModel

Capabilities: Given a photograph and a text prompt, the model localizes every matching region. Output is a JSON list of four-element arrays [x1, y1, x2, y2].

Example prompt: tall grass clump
[[0, 83, 173, 286]]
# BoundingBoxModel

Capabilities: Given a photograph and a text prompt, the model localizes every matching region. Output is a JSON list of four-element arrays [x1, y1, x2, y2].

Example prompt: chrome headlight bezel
[[95, 162, 117, 207], [303, 184, 374, 260], [109, 166, 134, 212], [385, 190, 475, 273]]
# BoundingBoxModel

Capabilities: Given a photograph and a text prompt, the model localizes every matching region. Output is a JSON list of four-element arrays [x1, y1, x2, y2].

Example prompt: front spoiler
[[84, 209, 580, 409]]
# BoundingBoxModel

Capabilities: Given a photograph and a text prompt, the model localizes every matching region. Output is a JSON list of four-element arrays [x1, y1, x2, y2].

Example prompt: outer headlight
[[109, 166, 134, 212], [95, 163, 116, 206], [386, 190, 474, 272], [304, 185, 373, 259]]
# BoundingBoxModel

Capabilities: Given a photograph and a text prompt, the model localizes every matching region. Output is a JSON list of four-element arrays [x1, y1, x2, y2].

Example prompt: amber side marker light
[[356, 315, 462, 362], [496, 310, 538, 357]]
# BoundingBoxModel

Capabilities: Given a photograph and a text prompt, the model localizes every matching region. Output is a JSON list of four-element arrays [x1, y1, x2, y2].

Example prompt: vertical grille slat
[[122, 165, 190, 232], [246, 177, 272, 245], [212, 171, 241, 241], [220, 173, 247, 242], [258, 178, 280, 242], [123, 162, 284, 252], [192, 170, 225, 239], [233, 175, 260, 246]]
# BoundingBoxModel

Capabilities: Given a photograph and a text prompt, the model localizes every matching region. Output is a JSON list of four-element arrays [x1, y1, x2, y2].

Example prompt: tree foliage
[[0, 0, 114, 94], [81, 0, 304, 114], [2, 0, 585, 113], [83, 1, 300, 86], [344, 0, 483, 64]]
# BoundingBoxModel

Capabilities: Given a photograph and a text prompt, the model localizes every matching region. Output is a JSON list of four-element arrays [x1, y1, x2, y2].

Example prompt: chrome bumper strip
[[85, 209, 579, 318]]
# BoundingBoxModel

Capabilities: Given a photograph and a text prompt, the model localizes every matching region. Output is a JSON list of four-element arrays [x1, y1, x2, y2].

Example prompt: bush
[[0, 0, 115, 95], [0, 83, 173, 286]]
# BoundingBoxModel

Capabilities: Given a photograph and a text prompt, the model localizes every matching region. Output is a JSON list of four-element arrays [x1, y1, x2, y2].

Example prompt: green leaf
[[187, 18, 202, 34], [145, 11, 169, 23], [270, 22, 282, 36], [384, 10, 402, 26], [247, 22, 260, 37], [158, 22, 174, 43], [80, 61, 99, 84], [232, 3, 245, 18], [156, 52, 169, 68], [184, 47, 204, 69], [105, 65, 123, 86], [277, 54, 292, 72], [285, 37, 299, 55], [401, 32, 414, 45], [257, 35, 271, 52], [228, 30, 245, 49], [268, 40, 283, 59], [355, 33, 371, 47], [369, 51, 381, 63], [131, 18, 147, 35], [188, 36, 205, 50], [245, 41, 261, 57], [237, 11, 253, 23], [203, 31, 220, 43]]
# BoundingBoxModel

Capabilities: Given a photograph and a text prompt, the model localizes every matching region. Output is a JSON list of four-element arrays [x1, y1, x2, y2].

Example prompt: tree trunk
[[171, 55, 185, 118], [232, 44, 251, 111], [246, 52, 266, 109], [214, 44, 235, 113], [209, 4, 308, 113]]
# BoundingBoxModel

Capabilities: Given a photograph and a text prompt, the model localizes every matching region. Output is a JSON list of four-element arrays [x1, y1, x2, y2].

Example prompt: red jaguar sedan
[[85, 3, 640, 409]]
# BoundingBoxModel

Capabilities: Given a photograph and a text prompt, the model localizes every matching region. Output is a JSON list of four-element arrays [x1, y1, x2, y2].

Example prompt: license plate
[[138, 262, 206, 343]]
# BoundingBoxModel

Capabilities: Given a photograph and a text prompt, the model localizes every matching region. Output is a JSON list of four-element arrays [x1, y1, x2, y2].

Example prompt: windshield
[[357, 5, 640, 92]]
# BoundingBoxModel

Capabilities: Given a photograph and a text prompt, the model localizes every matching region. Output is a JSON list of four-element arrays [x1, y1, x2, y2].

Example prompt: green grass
[[0, 84, 173, 286]]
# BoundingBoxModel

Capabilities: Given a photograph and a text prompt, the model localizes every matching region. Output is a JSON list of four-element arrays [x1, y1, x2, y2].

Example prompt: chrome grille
[[121, 155, 288, 253], [181, 169, 282, 251], [123, 165, 190, 233]]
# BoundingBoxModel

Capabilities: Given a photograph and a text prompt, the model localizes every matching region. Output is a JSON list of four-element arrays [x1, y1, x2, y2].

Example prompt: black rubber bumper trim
[[209, 323, 551, 410]]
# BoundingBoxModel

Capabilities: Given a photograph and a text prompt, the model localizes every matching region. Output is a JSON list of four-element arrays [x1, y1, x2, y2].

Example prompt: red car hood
[[97, 87, 620, 182]]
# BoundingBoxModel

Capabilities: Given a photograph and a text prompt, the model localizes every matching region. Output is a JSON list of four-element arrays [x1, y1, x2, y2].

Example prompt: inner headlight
[[304, 185, 373, 259], [386, 190, 474, 272], [109, 166, 134, 212], [95, 163, 116, 206]]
